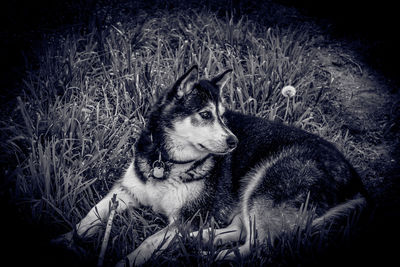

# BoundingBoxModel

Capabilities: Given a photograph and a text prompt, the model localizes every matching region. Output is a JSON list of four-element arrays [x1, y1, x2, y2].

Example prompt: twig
[[97, 194, 119, 267]]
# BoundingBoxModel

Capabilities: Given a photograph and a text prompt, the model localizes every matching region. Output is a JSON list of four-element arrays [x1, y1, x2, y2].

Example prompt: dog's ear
[[211, 69, 232, 90], [175, 65, 199, 99]]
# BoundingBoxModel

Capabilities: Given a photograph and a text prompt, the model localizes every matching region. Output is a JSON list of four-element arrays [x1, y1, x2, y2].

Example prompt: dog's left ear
[[211, 69, 233, 90], [176, 65, 199, 99]]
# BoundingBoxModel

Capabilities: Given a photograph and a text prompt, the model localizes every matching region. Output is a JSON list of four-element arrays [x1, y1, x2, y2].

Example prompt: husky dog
[[59, 66, 367, 266]]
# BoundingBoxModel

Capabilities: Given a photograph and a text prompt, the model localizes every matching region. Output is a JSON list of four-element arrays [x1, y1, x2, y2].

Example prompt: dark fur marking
[[134, 157, 150, 183], [190, 116, 200, 126], [179, 155, 213, 183]]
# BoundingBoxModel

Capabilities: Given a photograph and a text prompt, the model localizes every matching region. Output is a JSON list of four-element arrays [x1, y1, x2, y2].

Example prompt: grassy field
[[1, 0, 399, 266]]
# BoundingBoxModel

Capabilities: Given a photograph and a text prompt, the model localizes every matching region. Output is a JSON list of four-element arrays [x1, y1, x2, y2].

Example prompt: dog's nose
[[226, 135, 238, 149]]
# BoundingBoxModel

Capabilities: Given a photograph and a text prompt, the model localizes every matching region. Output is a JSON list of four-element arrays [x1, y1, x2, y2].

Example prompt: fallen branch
[[97, 194, 119, 267]]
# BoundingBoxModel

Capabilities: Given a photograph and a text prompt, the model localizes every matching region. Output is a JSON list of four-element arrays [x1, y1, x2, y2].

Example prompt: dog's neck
[[134, 127, 212, 182]]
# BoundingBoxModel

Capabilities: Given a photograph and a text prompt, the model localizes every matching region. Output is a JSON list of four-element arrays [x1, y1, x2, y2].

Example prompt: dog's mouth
[[198, 143, 207, 150], [196, 143, 234, 155]]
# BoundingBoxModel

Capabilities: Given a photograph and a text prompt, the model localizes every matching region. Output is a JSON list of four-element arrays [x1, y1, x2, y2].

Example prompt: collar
[[167, 157, 197, 164], [149, 150, 197, 179], [148, 134, 204, 179]]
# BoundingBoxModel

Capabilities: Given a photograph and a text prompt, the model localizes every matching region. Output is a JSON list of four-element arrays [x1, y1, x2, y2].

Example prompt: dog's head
[[159, 66, 238, 160]]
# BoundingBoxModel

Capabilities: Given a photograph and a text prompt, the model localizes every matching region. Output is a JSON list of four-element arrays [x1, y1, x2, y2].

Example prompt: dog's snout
[[226, 135, 238, 149]]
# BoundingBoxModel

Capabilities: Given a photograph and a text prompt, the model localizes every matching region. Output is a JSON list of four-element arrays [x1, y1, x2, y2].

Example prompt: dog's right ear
[[211, 69, 232, 90], [174, 65, 199, 99]]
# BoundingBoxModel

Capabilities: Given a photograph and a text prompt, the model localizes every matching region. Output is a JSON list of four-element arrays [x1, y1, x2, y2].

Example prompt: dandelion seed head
[[281, 85, 296, 98]]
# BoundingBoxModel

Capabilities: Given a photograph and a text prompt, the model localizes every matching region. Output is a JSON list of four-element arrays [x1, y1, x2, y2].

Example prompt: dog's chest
[[148, 173, 205, 217], [122, 160, 212, 219]]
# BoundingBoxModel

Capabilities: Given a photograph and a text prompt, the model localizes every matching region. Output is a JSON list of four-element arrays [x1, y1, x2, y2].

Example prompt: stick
[[97, 194, 119, 267]]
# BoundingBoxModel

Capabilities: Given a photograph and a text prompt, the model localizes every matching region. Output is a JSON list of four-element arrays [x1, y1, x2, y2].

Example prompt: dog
[[57, 65, 367, 266]]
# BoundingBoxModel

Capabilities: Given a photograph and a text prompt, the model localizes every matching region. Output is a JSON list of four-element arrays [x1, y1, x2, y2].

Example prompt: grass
[[1, 1, 370, 266]]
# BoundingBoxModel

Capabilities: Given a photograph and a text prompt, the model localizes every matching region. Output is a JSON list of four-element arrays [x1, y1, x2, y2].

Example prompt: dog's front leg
[[75, 185, 138, 238], [116, 224, 177, 267], [189, 214, 244, 245], [52, 184, 138, 251]]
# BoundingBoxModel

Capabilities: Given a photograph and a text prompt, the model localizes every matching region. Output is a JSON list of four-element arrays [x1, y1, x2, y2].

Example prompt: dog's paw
[[115, 257, 131, 267], [51, 231, 74, 246], [51, 231, 86, 256]]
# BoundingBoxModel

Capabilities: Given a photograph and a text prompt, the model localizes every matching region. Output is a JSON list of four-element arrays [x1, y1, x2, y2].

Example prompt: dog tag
[[151, 152, 165, 179], [153, 166, 164, 178]]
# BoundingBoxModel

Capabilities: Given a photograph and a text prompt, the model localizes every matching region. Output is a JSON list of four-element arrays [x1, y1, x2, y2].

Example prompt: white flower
[[281, 85, 296, 98]]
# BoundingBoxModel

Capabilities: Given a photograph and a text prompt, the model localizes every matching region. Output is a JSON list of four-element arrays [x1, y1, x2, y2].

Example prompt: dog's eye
[[199, 111, 212, 120]]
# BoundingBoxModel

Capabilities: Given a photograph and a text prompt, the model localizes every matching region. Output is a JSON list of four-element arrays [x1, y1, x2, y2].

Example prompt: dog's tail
[[312, 193, 367, 229]]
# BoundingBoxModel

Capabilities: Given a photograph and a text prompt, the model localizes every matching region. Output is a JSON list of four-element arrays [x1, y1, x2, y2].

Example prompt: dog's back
[[226, 110, 365, 204]]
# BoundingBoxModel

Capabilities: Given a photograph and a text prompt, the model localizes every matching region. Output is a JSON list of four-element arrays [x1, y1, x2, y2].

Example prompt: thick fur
[[59, 66, 367, 266]]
